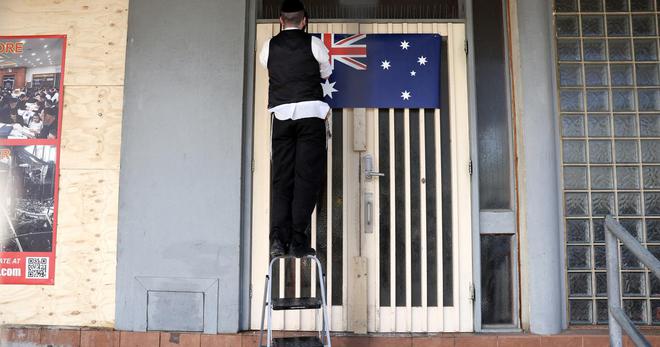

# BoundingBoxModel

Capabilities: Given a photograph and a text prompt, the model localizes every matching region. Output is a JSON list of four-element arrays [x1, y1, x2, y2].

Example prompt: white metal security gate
[[250, 22, 472, 333]]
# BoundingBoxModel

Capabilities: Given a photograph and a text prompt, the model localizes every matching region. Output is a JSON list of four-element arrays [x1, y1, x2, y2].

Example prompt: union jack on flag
[[314, 33, 442, 109], [321, 33, 367, 70]]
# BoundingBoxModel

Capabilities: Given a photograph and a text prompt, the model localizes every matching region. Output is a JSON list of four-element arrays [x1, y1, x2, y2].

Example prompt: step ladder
[[259, 254, 332, 347]]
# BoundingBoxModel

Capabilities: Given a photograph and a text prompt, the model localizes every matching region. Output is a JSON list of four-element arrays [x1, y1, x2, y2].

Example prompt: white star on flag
[[417, 56, 428, 65], [400, 40, 410, 50], [321, 79, 338, 99], [410, 70, 417, 76], [381, 60, 391, 70], [401, 90, 411, 100]]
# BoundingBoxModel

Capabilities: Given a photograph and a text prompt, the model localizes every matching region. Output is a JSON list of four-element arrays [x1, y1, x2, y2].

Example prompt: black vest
[[267, 30, 324, 108]]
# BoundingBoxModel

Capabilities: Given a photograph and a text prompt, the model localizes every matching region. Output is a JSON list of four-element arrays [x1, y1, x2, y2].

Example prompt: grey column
[[116, 0, 248, 333], [516, 0, 564, 334]]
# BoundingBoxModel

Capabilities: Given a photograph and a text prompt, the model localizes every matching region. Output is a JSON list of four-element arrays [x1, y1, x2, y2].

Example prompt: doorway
[[250, 21, 472, 333]]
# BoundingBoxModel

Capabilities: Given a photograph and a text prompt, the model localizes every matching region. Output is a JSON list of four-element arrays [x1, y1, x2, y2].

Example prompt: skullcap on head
[[281, 0, 305, 13]]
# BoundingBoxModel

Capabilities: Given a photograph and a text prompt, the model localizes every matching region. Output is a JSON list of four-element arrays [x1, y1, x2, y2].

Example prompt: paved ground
[[2, 325, 660, 347]]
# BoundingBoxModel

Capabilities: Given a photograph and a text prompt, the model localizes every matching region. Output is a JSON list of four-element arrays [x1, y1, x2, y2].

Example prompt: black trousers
[[270, 116, 327, 248]]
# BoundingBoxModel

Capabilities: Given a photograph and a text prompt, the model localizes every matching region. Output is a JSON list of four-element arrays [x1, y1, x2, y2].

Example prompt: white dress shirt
[[259, 27, 333, 121]]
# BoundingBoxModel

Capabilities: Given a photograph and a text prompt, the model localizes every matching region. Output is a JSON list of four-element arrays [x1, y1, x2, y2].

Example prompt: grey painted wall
[[116, 0, 247, 333], [516, 0, 564, 334]]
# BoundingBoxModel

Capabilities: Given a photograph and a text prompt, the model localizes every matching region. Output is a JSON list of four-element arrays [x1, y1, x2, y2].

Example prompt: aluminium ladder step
[[260, 255, 331, 347], [270, 336, 324, 347], [271, 297, 323, 310]]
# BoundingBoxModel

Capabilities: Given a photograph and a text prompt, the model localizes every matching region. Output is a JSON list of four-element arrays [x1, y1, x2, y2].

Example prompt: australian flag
[[315, 33, 442, 109]]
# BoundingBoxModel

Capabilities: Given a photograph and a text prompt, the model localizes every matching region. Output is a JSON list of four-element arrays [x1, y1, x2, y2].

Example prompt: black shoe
[[270, 239, 287, 257], [289, 244, 316, 258]]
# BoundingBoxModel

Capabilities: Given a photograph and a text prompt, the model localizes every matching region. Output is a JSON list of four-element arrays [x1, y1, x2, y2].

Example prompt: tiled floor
[[2, 326, 660, 347]]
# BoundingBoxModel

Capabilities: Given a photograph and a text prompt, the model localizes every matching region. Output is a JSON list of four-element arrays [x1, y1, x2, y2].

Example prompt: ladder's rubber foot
[[272, 297, 323, 310], [272, 336, 324, 347]]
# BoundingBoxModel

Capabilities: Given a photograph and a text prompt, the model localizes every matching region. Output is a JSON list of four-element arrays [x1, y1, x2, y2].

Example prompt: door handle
[[365, 171, 385, 179], [363, 154, 385, 180]]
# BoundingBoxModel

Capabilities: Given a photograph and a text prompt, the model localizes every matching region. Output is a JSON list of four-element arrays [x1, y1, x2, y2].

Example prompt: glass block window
[[555, 0, 660, 325]]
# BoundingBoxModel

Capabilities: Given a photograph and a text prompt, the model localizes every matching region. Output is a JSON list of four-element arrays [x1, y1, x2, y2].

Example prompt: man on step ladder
[[259, 0, 333, 258]]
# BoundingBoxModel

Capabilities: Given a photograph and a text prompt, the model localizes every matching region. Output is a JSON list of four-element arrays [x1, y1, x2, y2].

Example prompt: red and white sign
[[0, 35, 66, 285]]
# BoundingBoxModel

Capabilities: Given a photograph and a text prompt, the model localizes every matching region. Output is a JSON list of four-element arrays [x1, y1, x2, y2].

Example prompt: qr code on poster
[[25, 257, 49, 279]]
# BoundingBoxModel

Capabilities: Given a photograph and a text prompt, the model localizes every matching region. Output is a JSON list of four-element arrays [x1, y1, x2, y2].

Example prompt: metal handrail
[[605, 215, 660, 347]]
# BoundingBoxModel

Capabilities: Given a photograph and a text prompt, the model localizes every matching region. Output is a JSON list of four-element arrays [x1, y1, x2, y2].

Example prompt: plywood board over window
[[0, 0, 129, 327]]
